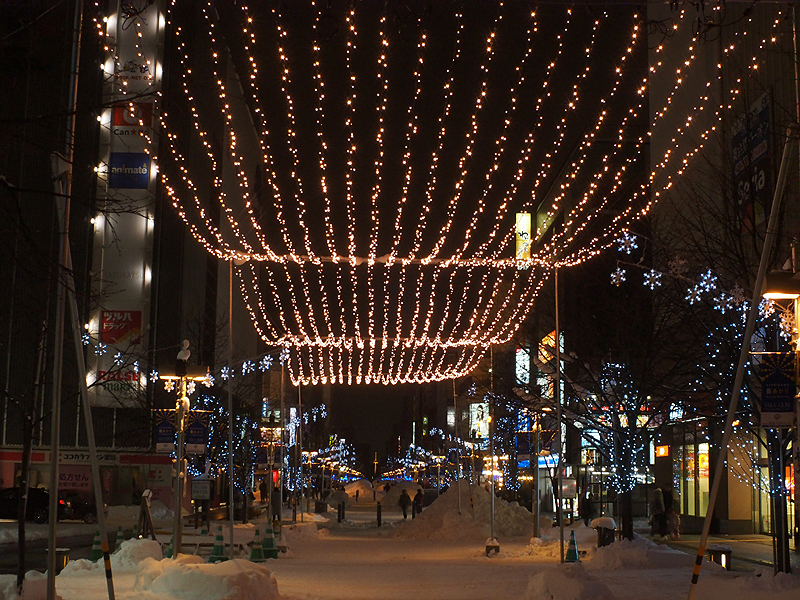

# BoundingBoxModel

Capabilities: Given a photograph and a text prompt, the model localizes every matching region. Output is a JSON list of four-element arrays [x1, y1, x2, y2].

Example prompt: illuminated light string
[[159, 3, 784, 384], [424, 8, 504, 261]]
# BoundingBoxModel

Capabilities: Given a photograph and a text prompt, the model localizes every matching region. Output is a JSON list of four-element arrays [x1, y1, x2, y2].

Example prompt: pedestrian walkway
[[660, 533, 800, 573]]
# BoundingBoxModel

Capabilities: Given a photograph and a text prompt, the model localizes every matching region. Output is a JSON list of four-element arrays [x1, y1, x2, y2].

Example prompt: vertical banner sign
[[759, 352, 796, 428], [732, 93, 771, 232], [185, 410, 211, 454], [153, 409, 176, 453], [515, 212, 532, 261], [89, 2, 165, 407]]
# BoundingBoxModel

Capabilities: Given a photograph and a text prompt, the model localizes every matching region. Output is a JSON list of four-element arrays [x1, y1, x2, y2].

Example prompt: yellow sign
[[516, 212, 532, 260], [656, 445, 669, 457]]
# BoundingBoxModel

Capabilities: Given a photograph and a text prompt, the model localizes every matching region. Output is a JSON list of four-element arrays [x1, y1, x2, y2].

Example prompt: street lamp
[[160, 341, 209, 559], [762, 269, 800, 561]]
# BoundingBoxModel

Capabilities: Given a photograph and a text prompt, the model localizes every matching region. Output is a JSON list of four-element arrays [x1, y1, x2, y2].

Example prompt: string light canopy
[[158, 1, 696, 385]]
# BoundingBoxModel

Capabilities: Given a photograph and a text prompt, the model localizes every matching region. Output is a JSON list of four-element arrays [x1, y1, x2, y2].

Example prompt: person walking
[[399, 489, 412, 519], [259, 479, 268, 503], [271, 486, 282, 523], [579, 491, 595, 527], [413, 489, 424, 515]]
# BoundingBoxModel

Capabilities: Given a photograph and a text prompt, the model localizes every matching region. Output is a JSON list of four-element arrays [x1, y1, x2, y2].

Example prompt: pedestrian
[[355, 489, 360, 503], [399, 489, 412, 519], [259, 479, 267, 503], [664, 488, 680, 540], [413, 489, 424, 515], [648, 487, 665, 537], [271, 486, 282, 523], [579, 491, 595, 527]]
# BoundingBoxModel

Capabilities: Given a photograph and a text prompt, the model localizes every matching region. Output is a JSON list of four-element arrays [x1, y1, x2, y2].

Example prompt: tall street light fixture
[[160, 341, 209, 558], [762, 269, 800, 561]]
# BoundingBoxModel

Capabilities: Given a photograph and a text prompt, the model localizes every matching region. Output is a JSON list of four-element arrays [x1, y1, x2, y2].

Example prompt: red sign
[[59, 465, 92, 491], [112, 102, 153, 127], [100, 310, 142, 344]]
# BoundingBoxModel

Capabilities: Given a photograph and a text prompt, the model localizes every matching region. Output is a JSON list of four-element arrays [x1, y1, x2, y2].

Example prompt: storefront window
[[697, 443, 709, 516]]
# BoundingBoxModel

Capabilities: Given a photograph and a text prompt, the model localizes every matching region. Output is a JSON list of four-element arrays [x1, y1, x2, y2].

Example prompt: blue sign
[[153, 409, 175, 453], [760, 352, 795, 428], [186, 410, 211, 454], [108, 152, 150, 189]]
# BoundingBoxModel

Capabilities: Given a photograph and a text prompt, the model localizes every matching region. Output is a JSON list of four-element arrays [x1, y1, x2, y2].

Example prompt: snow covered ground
[[1, 485, 798, 600]]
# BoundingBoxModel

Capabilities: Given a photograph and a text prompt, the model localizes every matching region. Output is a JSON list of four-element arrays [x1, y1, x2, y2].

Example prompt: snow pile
[[694, 568, 800, 600], [343, 479, 374, 499], [105, 505, 140, 526], [525, 562, 614, 600], [280, 522, 319, 544], [60, 538, 164, 574], [585, 535, 700, 570], [528, 524, 598, 558], [380, 481, 422, 509], [0, 570, 60, 600], [133, 557, 279, 600], [392, 484, 534, 540], [323, 490, 350, 508], [149, 499, 175, 520]]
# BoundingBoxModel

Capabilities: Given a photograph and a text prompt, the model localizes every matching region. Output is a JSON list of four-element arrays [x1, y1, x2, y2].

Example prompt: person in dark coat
[[579, 491, 595, 527], [413, 489, 424, 514], [271, 487, 282, 522], [398, 489, 412, 519], [259, 480, 268, 503]]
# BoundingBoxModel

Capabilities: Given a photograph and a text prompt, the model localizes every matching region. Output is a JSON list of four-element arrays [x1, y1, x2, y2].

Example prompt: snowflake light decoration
[[617, 231, 638, 255], [164, 380, 175, 392], [760, 299, 776, 318], [698, 269, 717, 292], [643, 269, 661, 290], [150, 370, 159, 381], [730, 284, 746, 306], [611, 267, 627, 286], [221, 366, 231, 380], [94, 343, 107, 356], [279, 348, 290, 365], [668, 256, 688, 277], [242, 360, 255, 376], [685, 270, 717, 304], [260, 355, 273, 371], [113, 352, 124, 366], [685, 285, 702, 305], [779, 310, 796, 340], [82, 332, 91, 346], [713, 293, 734, 314]]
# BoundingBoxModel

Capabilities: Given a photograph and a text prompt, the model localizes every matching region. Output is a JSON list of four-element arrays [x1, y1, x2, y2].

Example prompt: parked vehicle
[[0, 487, 66, 524], [61, 492, 98, 523]]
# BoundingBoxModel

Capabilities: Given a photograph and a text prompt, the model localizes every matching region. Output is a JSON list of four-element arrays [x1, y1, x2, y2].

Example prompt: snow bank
[[60, 538, 165, 574], [584, 535, 700, 571], [525, 562, 614, 600], [323, 490, 350, 508], [105, 505, 140, 526], [529, 523, 598, 558], [133, 557, 279, 600], [0, 570, 60, 600], [694, 568, 800, 600], [381, 481, 422, 508], [392, 483, 535, 540], [343, 479, 374, 499], [148, 499, 175, 520], [280, 522, 320, 544]]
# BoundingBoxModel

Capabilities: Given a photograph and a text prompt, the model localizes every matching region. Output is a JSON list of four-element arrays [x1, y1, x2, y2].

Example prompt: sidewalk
[[659, 533, 800, 573]]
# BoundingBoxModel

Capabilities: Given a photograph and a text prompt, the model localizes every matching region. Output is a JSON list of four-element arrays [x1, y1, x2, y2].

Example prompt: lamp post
[[161, 342, 209, 559], [762, 269, 800, 561]]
